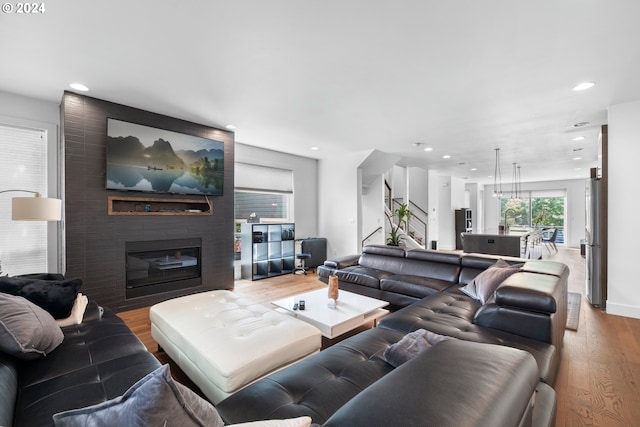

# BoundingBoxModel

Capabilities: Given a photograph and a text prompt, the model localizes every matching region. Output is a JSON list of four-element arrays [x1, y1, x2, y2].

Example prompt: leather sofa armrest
[[494, 272, 562, 314], [323, 254, 360, 269], [473, 270, 567, 348]]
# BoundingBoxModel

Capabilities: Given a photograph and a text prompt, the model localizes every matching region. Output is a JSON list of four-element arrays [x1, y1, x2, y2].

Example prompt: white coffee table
[[271, 288, 389, 339]]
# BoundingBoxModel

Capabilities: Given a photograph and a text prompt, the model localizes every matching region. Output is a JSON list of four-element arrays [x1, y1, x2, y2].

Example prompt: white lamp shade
[[12, 197, 62, 221]]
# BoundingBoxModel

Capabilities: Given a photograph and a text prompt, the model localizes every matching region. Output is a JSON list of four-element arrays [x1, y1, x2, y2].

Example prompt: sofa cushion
[[0, 293, 64, 360], [216, 327, 404, 425], [460, 259, 520, 304], [357, 245, 407, 275], [381, 275, 455, 298], [52, 364, 224, 427], [0, 276, 82, 319], [335, 266, 393, 289]]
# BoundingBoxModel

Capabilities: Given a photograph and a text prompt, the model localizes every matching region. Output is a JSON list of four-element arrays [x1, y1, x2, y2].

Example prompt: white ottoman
[[150, 290, 321, 404]]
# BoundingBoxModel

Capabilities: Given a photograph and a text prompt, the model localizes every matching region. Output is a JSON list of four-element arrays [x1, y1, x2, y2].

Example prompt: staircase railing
[[392, 198, 428, 247], [362, 226, 383, 247]]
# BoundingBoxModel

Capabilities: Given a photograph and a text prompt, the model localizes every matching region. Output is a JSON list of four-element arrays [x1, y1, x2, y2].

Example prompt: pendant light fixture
[[510, 163, 523, 200], [492, 148, 502, 198]]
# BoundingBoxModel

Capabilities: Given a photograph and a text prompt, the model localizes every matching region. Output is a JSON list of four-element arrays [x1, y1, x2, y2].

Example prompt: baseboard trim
[[606, 301, 640, 320]]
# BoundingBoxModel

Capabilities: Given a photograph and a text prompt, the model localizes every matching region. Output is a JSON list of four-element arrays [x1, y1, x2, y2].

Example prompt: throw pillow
[[0, 293, 64, 360], [0, 276, 82, 319], [460, 259, 521, 304], [53, 364, 225, 427], [56, 293, 89, 327], [228, 417, 312, 427], [383, 329, 453, 368]]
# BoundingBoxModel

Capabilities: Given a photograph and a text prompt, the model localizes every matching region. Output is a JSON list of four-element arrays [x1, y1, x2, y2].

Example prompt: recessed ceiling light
[[573, 82, 595, 91], [424, 147, 433, 152], [311, 147, 319, 151], [225, 125, 236, 130], [69, 82, 89, 92], [442, 155, 451, 159], [572, 136, 585, 141], [573, 157, 583, 161], [573, 121, 590, 128], [470, 168, 477, 171]]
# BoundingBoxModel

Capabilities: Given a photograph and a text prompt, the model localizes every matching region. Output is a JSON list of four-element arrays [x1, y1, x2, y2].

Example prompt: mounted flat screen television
[[106, 118, 224, 196]]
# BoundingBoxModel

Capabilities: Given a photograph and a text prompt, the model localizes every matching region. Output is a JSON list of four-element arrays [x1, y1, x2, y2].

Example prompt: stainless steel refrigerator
[[585, 177, 603, 306]]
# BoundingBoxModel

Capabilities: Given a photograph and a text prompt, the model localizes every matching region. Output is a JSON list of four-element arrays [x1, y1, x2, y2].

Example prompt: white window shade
[[235, 162, 293, 193], [0, 123, 48, 276], [530, 189, 567, 198]]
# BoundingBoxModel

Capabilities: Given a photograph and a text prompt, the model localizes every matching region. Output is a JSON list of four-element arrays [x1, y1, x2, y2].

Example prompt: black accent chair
[[542, 228, 558, 253]]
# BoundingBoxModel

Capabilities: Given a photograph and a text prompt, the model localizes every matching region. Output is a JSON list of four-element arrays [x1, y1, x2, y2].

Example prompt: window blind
[[0, 123, 48, 276], [235, 162, 293, 193]]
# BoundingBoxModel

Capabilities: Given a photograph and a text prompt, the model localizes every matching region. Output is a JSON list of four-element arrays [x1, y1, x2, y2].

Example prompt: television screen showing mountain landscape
[[106, 118, 224, 196]]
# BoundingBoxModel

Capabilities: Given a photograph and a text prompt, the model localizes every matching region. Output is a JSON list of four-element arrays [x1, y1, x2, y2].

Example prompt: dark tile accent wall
[[62, 92, 235, 312]]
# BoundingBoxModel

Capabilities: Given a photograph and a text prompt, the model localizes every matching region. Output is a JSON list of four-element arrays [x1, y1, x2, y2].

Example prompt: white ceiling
[[2, 1, 640, 185]]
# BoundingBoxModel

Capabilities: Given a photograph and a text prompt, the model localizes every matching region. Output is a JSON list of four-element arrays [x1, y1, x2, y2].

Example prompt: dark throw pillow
[[0, 276, 82, 319], [460, 259, 520, 304], [0, 293, 64, 359], [53, 364, 225, 427]]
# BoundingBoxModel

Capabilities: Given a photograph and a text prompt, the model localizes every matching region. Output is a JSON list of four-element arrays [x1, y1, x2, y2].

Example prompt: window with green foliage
[[499, 190, 566, 244]]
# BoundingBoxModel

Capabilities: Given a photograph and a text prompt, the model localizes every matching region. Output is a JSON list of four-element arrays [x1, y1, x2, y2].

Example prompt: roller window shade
[[235, 162, 293, 193], [0, 123, 48, 275], [530, 189, 567, 198]]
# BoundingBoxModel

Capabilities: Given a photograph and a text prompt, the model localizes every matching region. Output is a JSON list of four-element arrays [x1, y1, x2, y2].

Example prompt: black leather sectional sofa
[[0, 302, 161, 427], [215, 245, 568, 426], [318, 245, 568, 355], [2, 246, 567, 426]]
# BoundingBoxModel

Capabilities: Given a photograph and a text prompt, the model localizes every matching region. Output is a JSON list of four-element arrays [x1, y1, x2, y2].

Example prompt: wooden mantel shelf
[[108, 195, 213, 216]]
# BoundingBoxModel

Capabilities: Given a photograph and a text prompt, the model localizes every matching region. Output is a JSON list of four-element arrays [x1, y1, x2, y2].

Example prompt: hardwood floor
[[119, 249, 640, 426]]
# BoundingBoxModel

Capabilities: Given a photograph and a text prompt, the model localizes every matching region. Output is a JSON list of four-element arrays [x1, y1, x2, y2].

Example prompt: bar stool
[[295, 253, 311, 275]]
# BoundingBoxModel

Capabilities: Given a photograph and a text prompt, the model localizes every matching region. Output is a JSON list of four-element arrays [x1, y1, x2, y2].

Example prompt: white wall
[[318, 151, 369, 257], [483, 178, 586, 248], [235, 143, 318, 239], [0, 90, 61, 273], [361, 173, 385, 246], [465, 183, 481, 232], [408, 167, 429, 213], [607, 100, 640, 319], [427, 170, 440, 247], [437, 176, 454, 250]]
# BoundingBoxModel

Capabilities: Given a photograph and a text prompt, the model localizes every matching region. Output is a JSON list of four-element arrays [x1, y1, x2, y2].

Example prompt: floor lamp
[[0, 190, 62, 275], [0, 190, 62, 221]]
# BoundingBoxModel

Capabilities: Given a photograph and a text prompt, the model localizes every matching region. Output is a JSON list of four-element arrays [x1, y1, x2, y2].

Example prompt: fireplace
[[125, 238, 202, 299]]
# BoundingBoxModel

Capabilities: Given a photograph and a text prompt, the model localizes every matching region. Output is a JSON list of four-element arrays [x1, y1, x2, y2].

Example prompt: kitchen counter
[[461, 230, 540, 258]]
